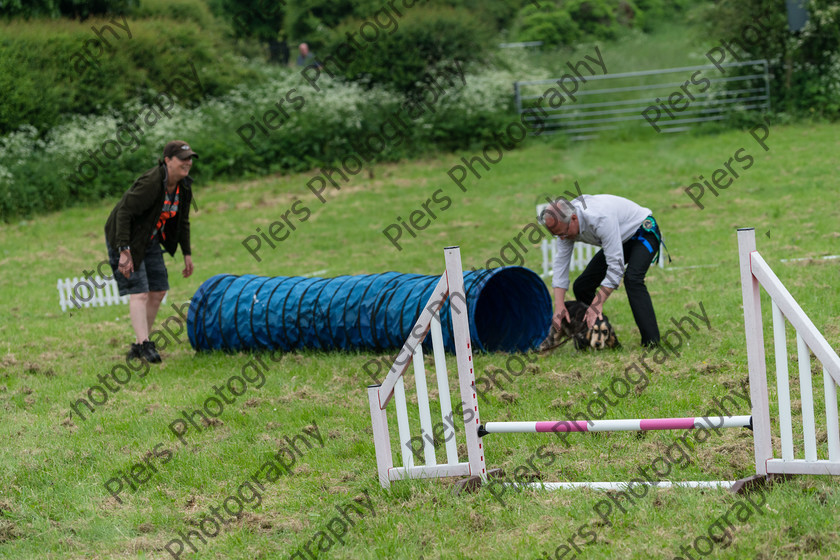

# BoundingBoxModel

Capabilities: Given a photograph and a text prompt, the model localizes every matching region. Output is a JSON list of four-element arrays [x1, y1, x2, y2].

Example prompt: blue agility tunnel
[[186, 267, 551, 353]]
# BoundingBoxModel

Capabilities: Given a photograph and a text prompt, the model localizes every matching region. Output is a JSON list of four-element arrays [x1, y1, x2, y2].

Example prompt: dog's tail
[[538, 327, 578, 355], [539, 321, 591, 355]]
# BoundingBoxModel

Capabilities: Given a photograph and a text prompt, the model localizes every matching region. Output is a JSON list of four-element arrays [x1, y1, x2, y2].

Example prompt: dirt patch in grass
[[23, 361, 55, 376], [0, 520, 21, 543], [1, 354, 18, 368]]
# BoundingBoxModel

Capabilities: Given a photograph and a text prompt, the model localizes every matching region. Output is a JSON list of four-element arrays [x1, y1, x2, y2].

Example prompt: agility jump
[[367, 229, 840, 491]]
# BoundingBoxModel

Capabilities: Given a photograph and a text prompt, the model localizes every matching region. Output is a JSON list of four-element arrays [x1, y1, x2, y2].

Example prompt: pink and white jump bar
[[481, 416, 752, 435]]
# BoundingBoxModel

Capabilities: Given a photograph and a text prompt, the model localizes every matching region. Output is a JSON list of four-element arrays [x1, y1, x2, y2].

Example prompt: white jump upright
[[738, 228, 840, 477], [368, 246, 486, 488]]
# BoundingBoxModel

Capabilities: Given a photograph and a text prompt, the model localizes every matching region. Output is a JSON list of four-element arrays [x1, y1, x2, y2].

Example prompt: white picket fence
[[57, 276, 166, 312]]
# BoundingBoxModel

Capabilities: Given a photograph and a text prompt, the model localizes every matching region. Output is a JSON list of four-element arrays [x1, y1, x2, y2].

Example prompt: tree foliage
[[0, 0, 136, 19], [319, 6, 493, 94], [704, 0, 840, 117], [512, 0, 694, 46], [220, 0, 285, 42], [514, 0, 641, 46], [286, 0, 523, 47]]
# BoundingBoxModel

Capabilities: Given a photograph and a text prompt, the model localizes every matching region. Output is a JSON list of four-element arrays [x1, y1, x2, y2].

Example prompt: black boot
[[140, 340, 162, 363], [127, 343, 143, 361]]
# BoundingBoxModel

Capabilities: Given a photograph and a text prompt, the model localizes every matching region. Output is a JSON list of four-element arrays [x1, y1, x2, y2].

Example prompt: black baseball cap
[[163, 140, 199, 160]]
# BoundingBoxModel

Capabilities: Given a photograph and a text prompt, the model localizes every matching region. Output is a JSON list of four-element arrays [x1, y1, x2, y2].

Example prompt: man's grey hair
[[540, 197, 576, 226]]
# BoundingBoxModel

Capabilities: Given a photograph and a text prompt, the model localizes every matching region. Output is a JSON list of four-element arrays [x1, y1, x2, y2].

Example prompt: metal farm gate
[[514, 60, 770, 139]]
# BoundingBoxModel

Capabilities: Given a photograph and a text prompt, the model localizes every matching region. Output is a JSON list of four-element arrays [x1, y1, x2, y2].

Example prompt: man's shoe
[[127, 343, 143, 361], [141, 340, 162, 363]]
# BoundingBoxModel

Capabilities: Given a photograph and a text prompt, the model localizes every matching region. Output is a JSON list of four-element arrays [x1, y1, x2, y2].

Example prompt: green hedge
[[0, 16, 256, 134], [284, 2, 498, 95], [129, 0, 219, 29], [515, 4, 581, 46], [286, 0, 519, 46]]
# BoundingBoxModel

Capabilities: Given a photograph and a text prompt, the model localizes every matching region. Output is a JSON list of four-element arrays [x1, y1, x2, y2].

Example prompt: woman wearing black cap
[[104, 140, 198, 363]]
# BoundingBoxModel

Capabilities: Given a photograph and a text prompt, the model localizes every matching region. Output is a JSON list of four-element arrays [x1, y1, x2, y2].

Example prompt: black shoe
[[141, 340, 162, 363], [127, 343, 143, 361]]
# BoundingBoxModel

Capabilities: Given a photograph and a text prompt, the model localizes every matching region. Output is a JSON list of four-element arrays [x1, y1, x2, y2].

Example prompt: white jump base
[[368, 230, 840, 495]]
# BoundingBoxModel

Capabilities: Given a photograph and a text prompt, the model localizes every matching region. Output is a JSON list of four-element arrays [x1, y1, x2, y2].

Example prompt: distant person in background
[[269, 36, 289, 65], [296, 42, 318, 67], [104, 140, 197, 363]]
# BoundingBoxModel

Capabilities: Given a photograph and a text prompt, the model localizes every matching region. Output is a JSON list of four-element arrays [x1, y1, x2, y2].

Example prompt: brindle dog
[[539, 300, 620, 353]]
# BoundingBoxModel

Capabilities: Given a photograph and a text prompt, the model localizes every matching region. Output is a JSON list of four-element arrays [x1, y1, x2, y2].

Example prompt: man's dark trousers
[[573, 230, 660, 346]]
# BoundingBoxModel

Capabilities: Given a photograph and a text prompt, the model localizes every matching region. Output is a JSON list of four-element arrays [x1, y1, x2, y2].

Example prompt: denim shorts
[[107, 237, 170, 296]]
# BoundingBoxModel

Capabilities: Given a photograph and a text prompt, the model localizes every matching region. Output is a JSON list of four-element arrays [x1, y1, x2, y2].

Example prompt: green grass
[[1, 121, 839, 559]]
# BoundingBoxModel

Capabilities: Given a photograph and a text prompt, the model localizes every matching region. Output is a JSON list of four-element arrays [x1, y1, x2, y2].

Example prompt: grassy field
[[1, 121, 839, 559]]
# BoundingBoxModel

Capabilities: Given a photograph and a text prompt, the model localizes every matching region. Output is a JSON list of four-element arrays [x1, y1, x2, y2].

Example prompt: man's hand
[[584, 302, 603, 329], [584, 286, 613, 328], [183, 255, 194, 278], [118, 250, 133, 279], [552, 287, 569, 331], [552, 304, 570, 331]]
